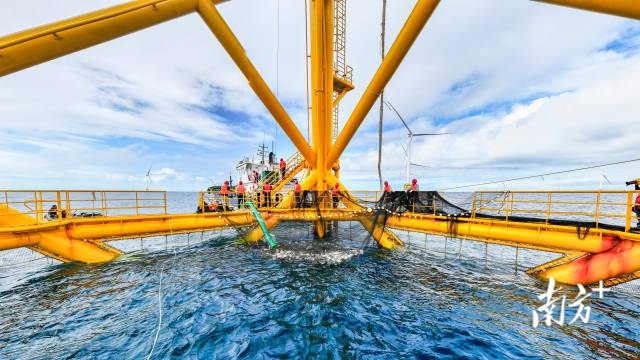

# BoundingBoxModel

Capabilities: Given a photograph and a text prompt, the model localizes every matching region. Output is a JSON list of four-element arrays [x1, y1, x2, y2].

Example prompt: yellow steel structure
[[1, 0, 640, 286], [327, 0, 440, 168], [535, 0, 640, 20], [197, 0, 316, 165]]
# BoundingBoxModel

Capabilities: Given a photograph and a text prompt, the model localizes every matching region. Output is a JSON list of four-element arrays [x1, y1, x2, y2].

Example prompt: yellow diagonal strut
[[534, 0, 640, 20]]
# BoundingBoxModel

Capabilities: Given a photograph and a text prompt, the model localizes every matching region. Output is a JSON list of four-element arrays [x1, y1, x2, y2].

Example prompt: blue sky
[[1, 0, 640, 191]]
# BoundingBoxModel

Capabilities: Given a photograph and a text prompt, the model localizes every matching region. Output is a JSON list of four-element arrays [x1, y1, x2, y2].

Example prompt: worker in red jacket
[[634, 193, 640, 225], [220, 180, 230, 211], [236, 180, 246, 209], [331, 183, 341, 208], [627, 178, 640, 229], [263, 181, 273, 208], [408, 178, 419, 212], [384, 180, 392, 193], [293, 179, 302, 208], [279, 158, 287, 180]]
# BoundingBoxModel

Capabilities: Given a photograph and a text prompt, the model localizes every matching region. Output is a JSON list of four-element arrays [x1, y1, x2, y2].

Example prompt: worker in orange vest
[[220, 180, 230, 211], [293, 179, 302, 208], [331, 183, 341, 208], [279, 158, 287, 181], [263, 181, 273, 208], [236, 180, 246, 209]]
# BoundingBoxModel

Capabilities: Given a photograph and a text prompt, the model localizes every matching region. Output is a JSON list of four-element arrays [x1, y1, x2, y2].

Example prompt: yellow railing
[[199, 188, 343, 212], [0, 190, 167, 224], [328, 189, 640, 232], [260, 152, 304, 187], [472, 190, 640, 231]]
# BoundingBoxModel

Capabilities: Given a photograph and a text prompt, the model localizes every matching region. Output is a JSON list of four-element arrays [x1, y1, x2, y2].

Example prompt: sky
[[1, 0, 639, 191]]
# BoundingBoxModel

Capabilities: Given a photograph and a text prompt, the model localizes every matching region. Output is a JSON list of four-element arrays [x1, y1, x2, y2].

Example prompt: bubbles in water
[[269, 248, 363, 265]]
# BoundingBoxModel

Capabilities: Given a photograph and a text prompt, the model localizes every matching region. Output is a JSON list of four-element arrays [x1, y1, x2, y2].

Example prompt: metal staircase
[[332, 0, 352, 143], [259, 152, 305, 191]]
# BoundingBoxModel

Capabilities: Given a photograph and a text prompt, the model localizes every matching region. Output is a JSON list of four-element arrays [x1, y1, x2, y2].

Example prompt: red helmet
[[239, 181, 243, 185], [412, 178, 417, 184], [335, 183, 340, 188], [384, 181, 389, 186], [224, 180, 229, 185]]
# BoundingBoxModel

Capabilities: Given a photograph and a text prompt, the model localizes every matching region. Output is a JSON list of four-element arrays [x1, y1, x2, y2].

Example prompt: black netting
[[345, 191, 628, 233], [343, 191, 470, 216]]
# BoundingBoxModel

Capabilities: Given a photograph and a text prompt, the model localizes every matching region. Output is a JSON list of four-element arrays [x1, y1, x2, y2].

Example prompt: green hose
[[245, 202, 277, 249]]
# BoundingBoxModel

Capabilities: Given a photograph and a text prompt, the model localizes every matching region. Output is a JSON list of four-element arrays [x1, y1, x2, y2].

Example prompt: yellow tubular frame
[[534, 0, 640, 19], [326, 0, 440, 168], [0, 0, 200, 76], [2, 0, 640, 284], [198, 0, 316, 165]]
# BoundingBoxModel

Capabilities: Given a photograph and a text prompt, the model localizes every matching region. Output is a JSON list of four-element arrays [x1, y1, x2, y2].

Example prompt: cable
[[377, 0, 387, 191], [146, 264, 164, 360], [438, 158, 640, 191], [146, 248, 178, 360]]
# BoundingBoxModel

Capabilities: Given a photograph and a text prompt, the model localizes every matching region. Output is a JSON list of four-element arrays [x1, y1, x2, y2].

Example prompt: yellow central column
[[310, 0, 334, 237]]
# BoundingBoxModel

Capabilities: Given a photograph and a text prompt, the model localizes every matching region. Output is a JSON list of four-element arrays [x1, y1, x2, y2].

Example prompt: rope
[[146, 264, 163, 360], [377, 0, 387, 191], [439, 157, 640, 191]]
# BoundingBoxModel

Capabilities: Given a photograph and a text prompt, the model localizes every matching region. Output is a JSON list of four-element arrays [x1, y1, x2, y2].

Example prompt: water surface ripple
[[0, 221, 638, 359]]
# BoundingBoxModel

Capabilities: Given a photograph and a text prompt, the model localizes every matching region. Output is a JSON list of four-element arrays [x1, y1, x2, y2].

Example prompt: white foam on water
[[270, 248, 363, 265]]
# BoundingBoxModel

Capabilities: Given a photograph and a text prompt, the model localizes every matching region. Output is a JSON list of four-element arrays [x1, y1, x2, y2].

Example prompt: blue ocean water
[[0, 194, 638, 359]]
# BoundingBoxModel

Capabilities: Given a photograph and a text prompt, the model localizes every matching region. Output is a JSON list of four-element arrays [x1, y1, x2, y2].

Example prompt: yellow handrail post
[[101, 192, 107, 217], [546, 192, 552, 224], [471, 192, 478, 218], [66, 191, 71, 218], [164, 192, 168, 214], [625, 191, 633, 232], [33, 191, 38, 222], [56, 191, 62, 221], [594, 192, 601, 228]]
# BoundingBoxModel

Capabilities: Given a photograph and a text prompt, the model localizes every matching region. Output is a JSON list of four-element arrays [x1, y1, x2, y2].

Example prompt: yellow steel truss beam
[[326, 0, 440, 168], [325, 173, 403, 248], [0, 0, 315, 165], [0, 0, 204, 76], [534, 0, 640, 20], [244, 170, 318, 243], [198, 0, 316, 165]]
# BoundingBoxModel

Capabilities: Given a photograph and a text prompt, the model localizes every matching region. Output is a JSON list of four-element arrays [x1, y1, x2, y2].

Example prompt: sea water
[[0, 193, 638, 359]]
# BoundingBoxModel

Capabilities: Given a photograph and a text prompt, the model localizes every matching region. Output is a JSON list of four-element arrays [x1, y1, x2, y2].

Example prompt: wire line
[[438, 158, 640, 191]]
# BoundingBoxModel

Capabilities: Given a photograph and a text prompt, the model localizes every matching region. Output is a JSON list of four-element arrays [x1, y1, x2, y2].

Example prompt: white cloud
[[0, 0, 639, 192]]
